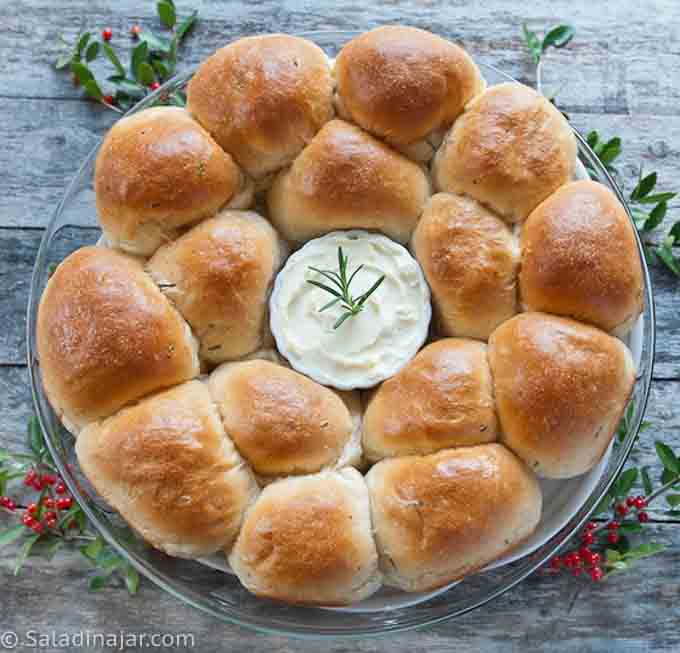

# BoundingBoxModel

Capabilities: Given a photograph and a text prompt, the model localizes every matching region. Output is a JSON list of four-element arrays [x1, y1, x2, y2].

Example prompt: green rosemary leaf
[[355, 275, 386, 309], [333, 312, 353, 329], [308, 267, 345, 290], [102, 43, 125, 76], [319, 297, 341, 312], [542, 24, 575, 51], [307, 280, 343, 299], [346, 264, 365, 288]]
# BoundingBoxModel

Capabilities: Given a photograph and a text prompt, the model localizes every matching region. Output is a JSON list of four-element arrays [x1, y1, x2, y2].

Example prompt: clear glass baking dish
[[26, 30, 655, 638]]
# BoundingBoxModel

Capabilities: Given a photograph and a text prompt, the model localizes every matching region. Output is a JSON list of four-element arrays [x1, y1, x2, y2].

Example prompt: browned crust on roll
[[187, 34, 333, 178], [366, 444, 542, 591], [208, 360, 357, 477], [520, 180, 644, 334], [432, 82, 577, 223], [363, 339, 498, 461], [147, 210, 283, 365], [76, 380, 258, 558], [36, 246, 199, 432], [267, 119, 431, 242], [335, 26, 485, 146], [95, 107, 246, 256], [228, 468, 381, 605], [488, 312, 636, 478], [412, 193, 519, 339]]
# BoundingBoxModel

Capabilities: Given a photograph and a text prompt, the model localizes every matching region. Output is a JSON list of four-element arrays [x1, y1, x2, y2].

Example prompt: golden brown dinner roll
[[432, 83, 577, 222], [147, 210, 284, 365], [208, 360, 361, 480], [335, 26, 485, 150], [412, 193, 519, 339], [267, 119, 431, 243], [229, 468, 381, 605], [37, 247, 199, 433], [366, 445, 541, 591], [520, 180, 644, 335], [363, 339, 497, 462], [187, 34, 333, 178], [95, 107, 251, 256], [76, 380, 258, 558], [488, 313, 636, 478]]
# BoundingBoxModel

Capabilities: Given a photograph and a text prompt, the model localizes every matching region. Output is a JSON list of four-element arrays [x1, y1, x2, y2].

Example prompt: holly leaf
[[124, 565, 140, 595], [630, 172, 657, 201], [642, 201, 667, 232], [641, 466, 654, 496], [130, 41, 149, 81], [85, 41, 100, 62], [614, 468, 638, 497], [137, 61, 155, 86], [107, 76, 147, 98], [655, 441, 680, 475], [522, 24, 542, 64], [157, 0, 177, 28], [669, 222, 680, 241], [138, 30, 171, 54], [83, 79, 104, 102], [622, 542, 666, 561], [76, 32, 91, 59], [636, 192, 677, 205], [656, 237, 680, 277], [542, 24, 575, 51], [176, 11, 198, 42], [597, 137, 622, 165], [89, 575, 111, 591], [0, 525, 26, 549], [102, 43, 125, 76], [666, 494, 680, 508], [14, 535, 41, 576]]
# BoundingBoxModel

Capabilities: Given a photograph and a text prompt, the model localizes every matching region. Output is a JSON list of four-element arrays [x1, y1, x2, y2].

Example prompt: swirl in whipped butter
[[270, 231, 431, 390]]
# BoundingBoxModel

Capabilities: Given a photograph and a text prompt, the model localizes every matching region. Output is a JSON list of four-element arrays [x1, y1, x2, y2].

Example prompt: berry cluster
[[0, 468, 75, 536], [548, 495, 649, 581]]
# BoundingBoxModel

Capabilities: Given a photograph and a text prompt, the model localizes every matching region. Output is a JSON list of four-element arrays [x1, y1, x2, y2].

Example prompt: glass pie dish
[[26, 30, 655, 638]]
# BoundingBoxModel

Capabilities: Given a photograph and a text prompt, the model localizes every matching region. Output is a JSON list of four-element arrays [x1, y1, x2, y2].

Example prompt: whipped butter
[[270, 231, 431, 390]]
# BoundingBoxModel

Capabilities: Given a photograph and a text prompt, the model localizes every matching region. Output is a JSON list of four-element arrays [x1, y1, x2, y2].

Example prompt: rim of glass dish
[[26, 30, 655, 639]]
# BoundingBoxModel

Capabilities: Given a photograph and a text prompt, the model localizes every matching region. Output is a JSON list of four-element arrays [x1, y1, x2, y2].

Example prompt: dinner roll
[[335, 26, 485, 151], [37, 247, 199, 433], [432, 83, 577, 222], [95, 107, 251, 256], [412, 193, 519, 339], [363, 339, 497, 462], [488, 313, 636, 478], [76, 381, 258, 558], [147, 210, 284, 365], [366, 445, 541, 592], [267, 119, 431, 243], [229, 468, 381, 605], [208, 360, 361, 480], [520, 180, 644, 335], [187, 34, 333, 179]]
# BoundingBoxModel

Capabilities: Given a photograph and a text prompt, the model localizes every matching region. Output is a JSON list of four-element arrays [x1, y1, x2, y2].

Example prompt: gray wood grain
[[2, 0, 680, 648]]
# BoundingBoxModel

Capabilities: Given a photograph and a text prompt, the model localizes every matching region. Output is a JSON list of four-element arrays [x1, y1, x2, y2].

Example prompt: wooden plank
[[3, 0, 680, 118], [0, 523, 677, 651]]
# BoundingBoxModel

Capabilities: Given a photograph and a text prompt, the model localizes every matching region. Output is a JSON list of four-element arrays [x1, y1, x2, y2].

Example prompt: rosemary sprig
[[307, 247, 385, 329]]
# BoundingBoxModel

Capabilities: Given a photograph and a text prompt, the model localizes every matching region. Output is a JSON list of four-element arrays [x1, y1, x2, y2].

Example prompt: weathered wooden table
[[2, 1, 679, 650]]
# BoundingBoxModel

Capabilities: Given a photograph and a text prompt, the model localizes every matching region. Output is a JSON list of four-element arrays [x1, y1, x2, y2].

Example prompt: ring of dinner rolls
[[366, 445, 542, 592], [488, 313, 636, 478], [363, 339, 497, 462], [95, 107, 253, 256], [267, 119, 431, 243], [39, 28, 649, 606], [76, 380, 258, 558], [37, 247, 199, 434], [229, 468, 381, 605], [432, 82, 577, 222], [520, 180, 644, 335], [187, 34, 334, 179], [208, 359, 362, 481], [335, 26, 485, 158], [412, 193, 519, 339], [147, 209, 285, 365]]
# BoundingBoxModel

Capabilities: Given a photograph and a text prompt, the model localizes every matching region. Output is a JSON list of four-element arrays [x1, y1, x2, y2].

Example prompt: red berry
[[6, 499, 16, 511], [638, 511, 650, 523], [586, 521, 597, 531], [22, 513, 35, 528], [616, 504, 628, 517], [24, 470, 37, 486], [57, 497, 73, 510], [130, 24, 141, 37], [549, 556, 562, 570], [102, 28, 113, 42], [46, 518, 58, 530], [149, 81, 161, 91], [42, 473, 57, 486], [43, 498, 55, 509], [590, 552, 601, 565], [55, 482, 67, 495], [590, 566, 604, 582], [32, 522, 44, 535], [68, 520, 79, 530], [626, 496, 636, 507], [581, 532, 595, 546], [32, 477, 44, 491], [572, 566, 582, 576], [103, 95, 115, 105], [44, 511, 57, 521], [0, 496, 9, 508], [635, 496, 647, 510], [27, 503, 39, 516], [607, 520, 620, 531], [607, 532, 620, 545]]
